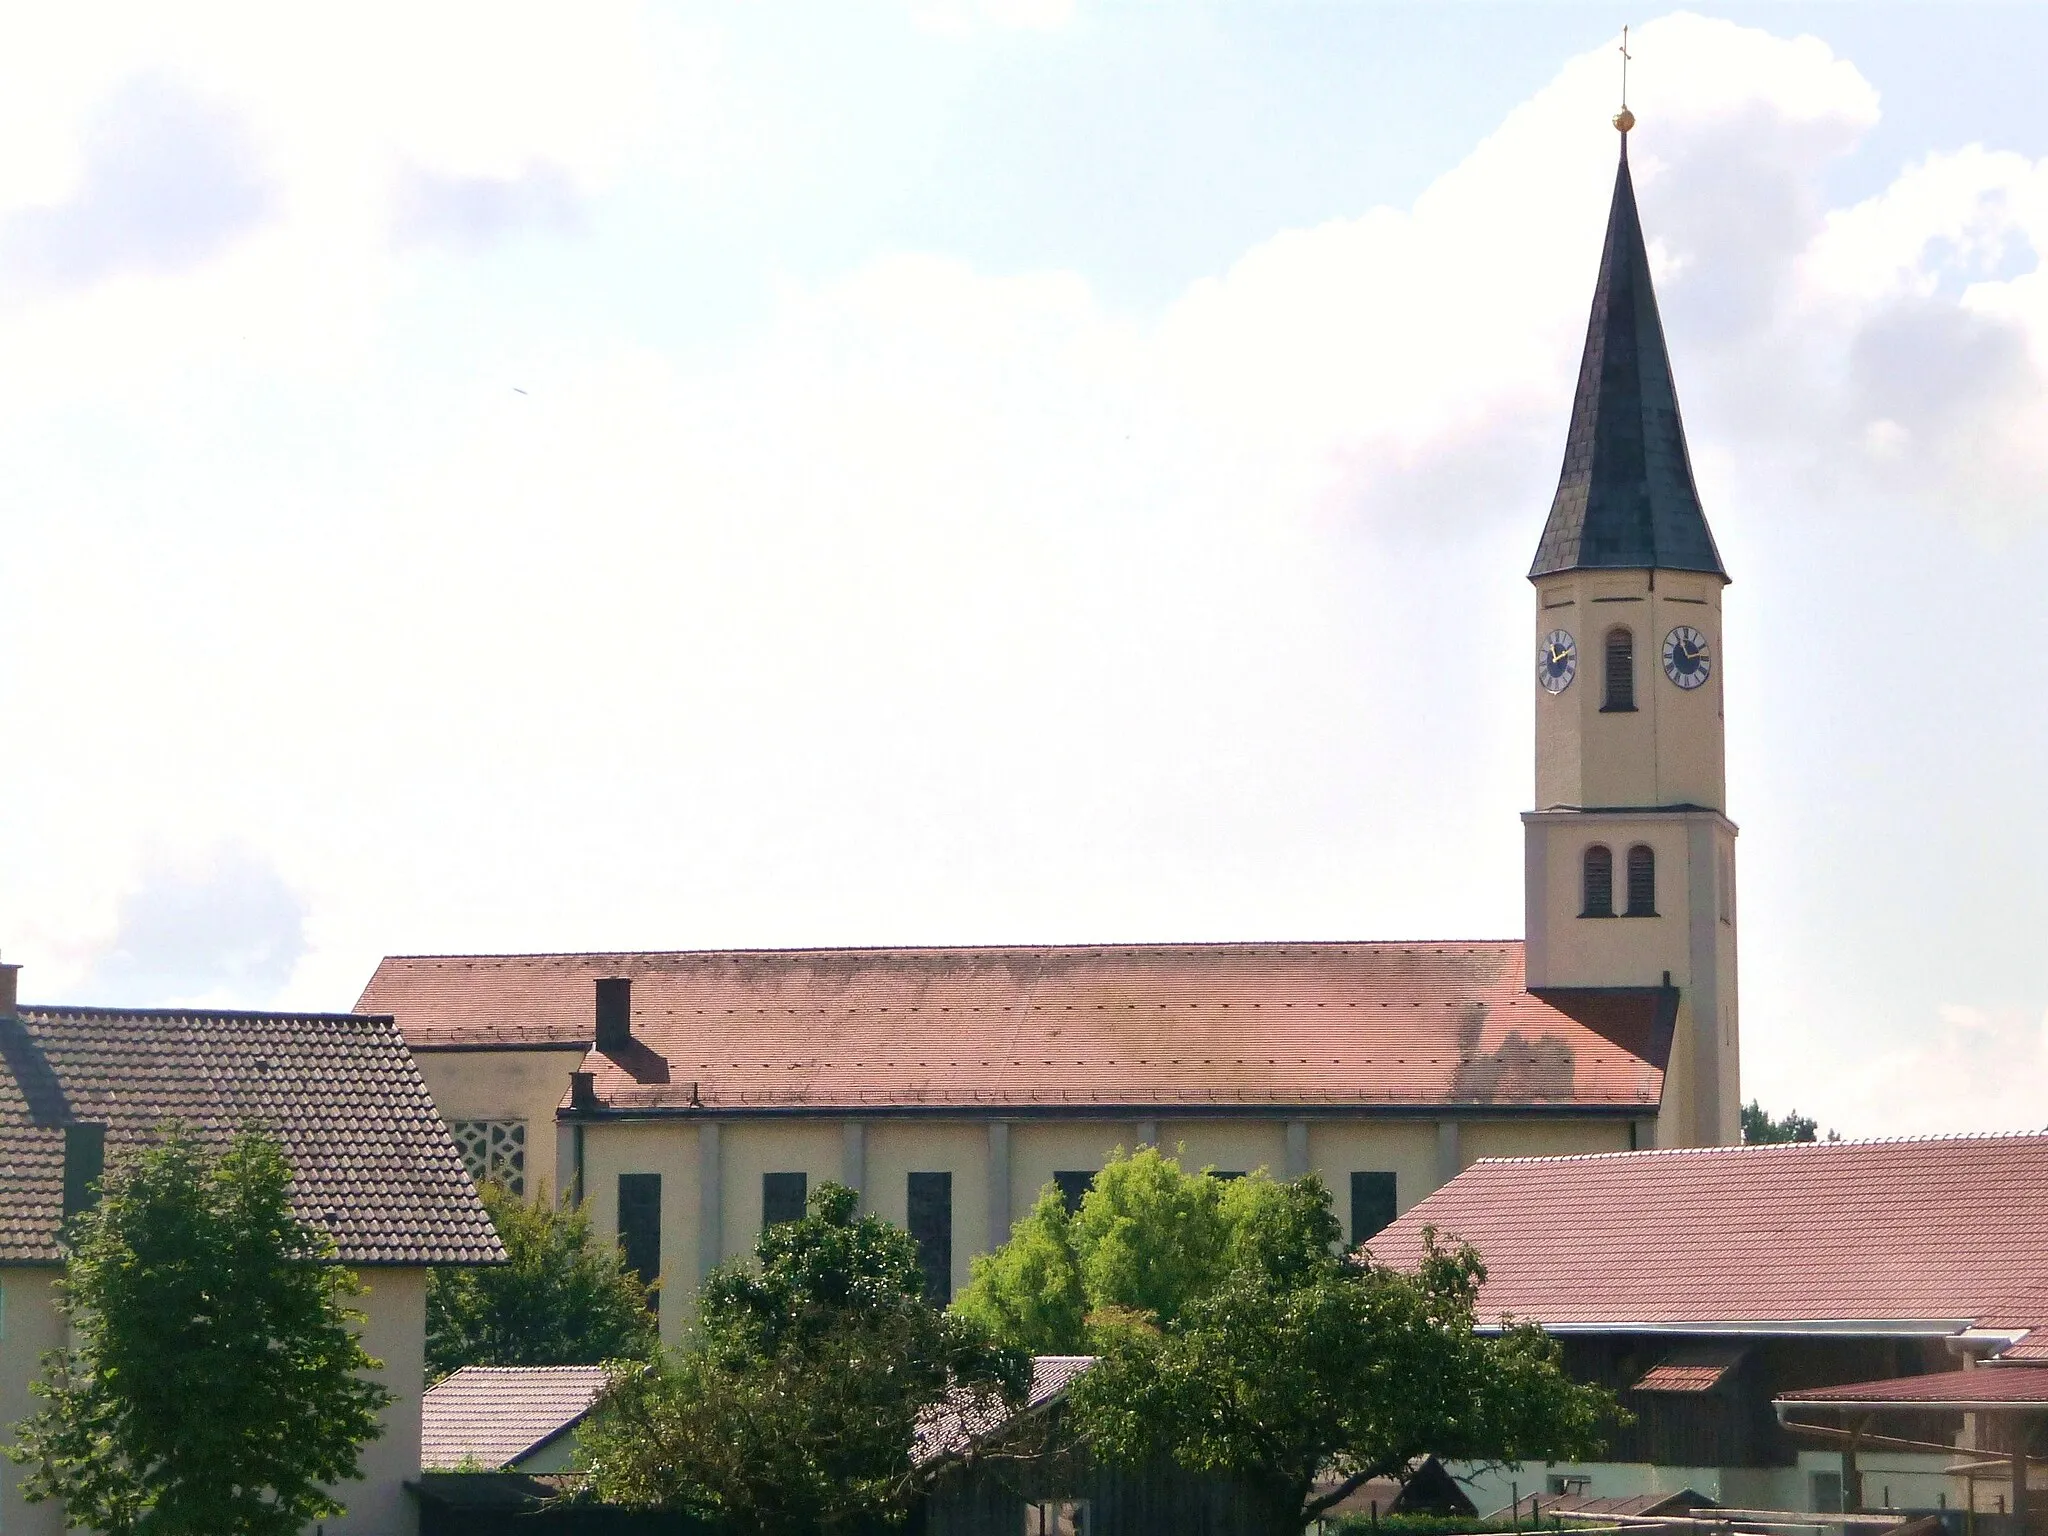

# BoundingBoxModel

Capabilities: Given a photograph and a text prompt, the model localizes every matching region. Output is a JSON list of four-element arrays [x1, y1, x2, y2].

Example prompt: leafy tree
[[577, 1181, 1026, 1533], [427, 1181, 658, 1377], [955, 1144, 1309, 1351], [1069, 1184, 1613, 1536], [7, 1126, 394, 1536], [1741, 1100, 1840, 1144]]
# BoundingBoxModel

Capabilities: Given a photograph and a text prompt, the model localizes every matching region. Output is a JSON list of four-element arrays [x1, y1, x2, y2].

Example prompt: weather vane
[[1615, 25, 1635, 135]]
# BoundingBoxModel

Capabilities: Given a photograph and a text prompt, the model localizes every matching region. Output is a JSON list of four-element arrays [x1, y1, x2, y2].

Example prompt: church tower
[[1522, 113, 1739, 1149]]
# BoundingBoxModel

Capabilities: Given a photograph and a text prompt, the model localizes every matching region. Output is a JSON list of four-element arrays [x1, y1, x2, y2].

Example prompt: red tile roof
[[1371, 1136, 2048, 1345], [915, 1355, 1094, 1466], [421, 1366, 613, 1470], [359, 944, 1670, 1114], [0, 1006, 503, 1266], [1779, 1366, 2048, 1409], [1633, 1345, 1745, 1394]]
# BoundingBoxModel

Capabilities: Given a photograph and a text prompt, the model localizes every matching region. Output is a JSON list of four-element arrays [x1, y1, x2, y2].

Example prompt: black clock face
[[1538, 629, 1577, 694], [1663, 625, 1711, 689]]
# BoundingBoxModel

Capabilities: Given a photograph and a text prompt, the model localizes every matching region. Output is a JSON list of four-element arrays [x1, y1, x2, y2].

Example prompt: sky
[[0, 2, 2044, 1139]]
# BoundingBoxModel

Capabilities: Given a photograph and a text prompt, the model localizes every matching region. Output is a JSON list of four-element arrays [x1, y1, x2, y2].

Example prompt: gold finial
[[1613, 25, 1634, 134]]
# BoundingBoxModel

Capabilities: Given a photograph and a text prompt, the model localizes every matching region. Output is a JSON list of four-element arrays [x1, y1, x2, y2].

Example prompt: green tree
[[1070, 1187, 1613, 1536], [7, 1126, 394, 1536], [1741, 1100, 1840, 1144], [955, 1145, 1303, 1351], [427, 1181, 658, 1377], [577, 1181, 1026, 1533]]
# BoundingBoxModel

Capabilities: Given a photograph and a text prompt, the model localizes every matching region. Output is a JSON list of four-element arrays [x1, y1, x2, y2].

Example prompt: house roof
[[1632, 1345, 1746, 1394], [421, 1366, 614, 1470], [1371, 1134, 2048, 1346], [359, 943, 1672, 1115], [1778, 1366, 2048, 1411], [915, 1355, 1094, 1466], [1529, 138, 1726, 581], [0, 1005, 503, 1266]]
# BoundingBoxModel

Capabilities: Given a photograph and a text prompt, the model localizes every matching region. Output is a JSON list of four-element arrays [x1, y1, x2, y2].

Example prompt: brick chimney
[[63, 1123, 105, 1225], [594, 977, 632, 1054], [0, 958, 18, 1017]]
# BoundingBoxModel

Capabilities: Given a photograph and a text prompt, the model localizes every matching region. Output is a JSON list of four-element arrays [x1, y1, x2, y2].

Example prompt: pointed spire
[[1528, 126, 1727, 582]]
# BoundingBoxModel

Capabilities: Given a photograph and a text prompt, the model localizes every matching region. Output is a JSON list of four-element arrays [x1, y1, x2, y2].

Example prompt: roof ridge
[[1469, 1129, 2048, 1167], [21, 1004, 396, 1024], [379, 939, 1529, 963]]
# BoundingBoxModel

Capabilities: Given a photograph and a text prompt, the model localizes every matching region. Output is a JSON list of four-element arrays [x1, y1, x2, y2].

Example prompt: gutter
[[1477, 1318, 1976, 1339]]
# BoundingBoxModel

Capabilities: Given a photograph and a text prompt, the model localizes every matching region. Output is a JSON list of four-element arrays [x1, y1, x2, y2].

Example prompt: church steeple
[[1529, 133, 1726, 581], [1521, 108, 1741, 1151]]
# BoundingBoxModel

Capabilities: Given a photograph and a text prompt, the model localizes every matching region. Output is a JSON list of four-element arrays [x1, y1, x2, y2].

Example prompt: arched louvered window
[[1582, 845, 1614, 918], [1626, 844, 1657, 916], [1603, 628, 1636, 711]]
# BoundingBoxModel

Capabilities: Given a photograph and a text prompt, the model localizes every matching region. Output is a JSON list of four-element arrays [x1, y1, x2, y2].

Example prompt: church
[[360, 114, 1740, 1341]]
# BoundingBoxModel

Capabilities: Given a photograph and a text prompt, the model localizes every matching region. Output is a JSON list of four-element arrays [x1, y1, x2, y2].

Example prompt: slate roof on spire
[[1529, 142, 1727, 581]]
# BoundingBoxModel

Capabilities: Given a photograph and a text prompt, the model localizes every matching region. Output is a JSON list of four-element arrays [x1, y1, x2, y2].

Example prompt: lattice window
[[449, 1118, 526, 1196]]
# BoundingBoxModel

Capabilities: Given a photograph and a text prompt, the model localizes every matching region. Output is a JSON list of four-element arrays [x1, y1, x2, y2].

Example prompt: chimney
[[62, 1122, 106, 1225], [0, 959, 18, 1017], [570, 1071, 599, 1111], [594, 977, 632, 1054]]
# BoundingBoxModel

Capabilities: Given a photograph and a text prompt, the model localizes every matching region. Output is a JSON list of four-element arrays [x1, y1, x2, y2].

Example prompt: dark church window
[[617, 1173, 661, 1312], [763, 1171, 807, 1228], [1351, 1171, 1397, 1245], [1626, 844, 1657, 916], [1582, 845, 1614, 917], [1603, 627, 1636, 711], [908, 1172, 953, 1304], [1053, 1170, 1096, 1214]]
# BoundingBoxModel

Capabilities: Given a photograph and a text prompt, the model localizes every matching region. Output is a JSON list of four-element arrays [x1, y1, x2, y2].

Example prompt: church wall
[[864, 1120, 991, 1299], [1010, 1120, 1144, 1221], [1461, 1118, 1630, 1164], [413, 1046, 582, 1197], [1149, 1120, 1290, 1180], [1305, 1120, 1440, 1224], [580, 1119, 703, 1348]]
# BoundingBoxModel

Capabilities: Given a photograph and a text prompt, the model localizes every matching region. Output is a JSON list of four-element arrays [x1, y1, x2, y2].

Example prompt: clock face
[[1663, 625, 1711, 689], [1537, 629, 1577, 694]]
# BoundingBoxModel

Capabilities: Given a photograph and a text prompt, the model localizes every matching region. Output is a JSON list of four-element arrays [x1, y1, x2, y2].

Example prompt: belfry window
[[1626, 844, 1657, 916], [1582, 845, 1614, 917], [1603, 628, 1636, 711]]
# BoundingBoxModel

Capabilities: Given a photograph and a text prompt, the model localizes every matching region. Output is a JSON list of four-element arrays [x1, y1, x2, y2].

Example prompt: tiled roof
[[1780, 1366, 2048, 1409], [1529, 141, 1726, 581], [421, 1366, 613, 1470], [915, 1355, 1094, 1466], [1632, 1345, 1745, 1394], [1373, 1135, 2048, 1342], [359, 944, 1670, 1114], [0, 1006, 503, 1266]]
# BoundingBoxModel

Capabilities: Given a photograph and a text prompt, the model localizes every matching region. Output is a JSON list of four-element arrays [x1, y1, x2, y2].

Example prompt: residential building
[[0, 963, 502, 1536], [1372, 1132, 2048, 1515], [362, 110, 1740, 1329]]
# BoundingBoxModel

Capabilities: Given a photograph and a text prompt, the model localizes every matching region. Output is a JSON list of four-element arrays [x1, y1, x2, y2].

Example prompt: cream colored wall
[[0, 1268, 68, 1536], [1461, 1119, 1631, 1163], [1009, 1121, 1141, 1221], [335, 1266, 428, 1536], [579, 1121, 702, 1349], [413, 1048, 582, 1197], [0, 1265, 428, 1536], [1150, 1120, 1288, 1178], [864, 1122, 989, 1301], [1532, 569, 1725, 814]]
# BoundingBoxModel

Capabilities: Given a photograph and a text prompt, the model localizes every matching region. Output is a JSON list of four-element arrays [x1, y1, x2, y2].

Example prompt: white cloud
[[1840, 1004, 2048, 1137], [0, 5, 2044, 1154]]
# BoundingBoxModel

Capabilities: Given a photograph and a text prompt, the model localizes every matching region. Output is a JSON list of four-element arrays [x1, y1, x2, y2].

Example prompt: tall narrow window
[[1626, 844, 1657, 916], [1052, 1170, 1096, 1214], [1582, 845, 1614, 917], [1603, 627, 1635, 711], [1350, 1171, 1397, 1246], [762, 1171, 807, 1228], [907, 1172, 953, 1304], [617, 1173, 661, 1311]]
